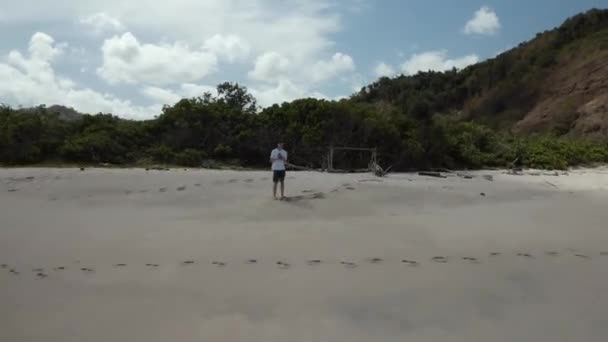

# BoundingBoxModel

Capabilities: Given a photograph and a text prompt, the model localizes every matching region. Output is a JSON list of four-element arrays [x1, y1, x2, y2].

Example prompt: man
[[270, 143, 288, 200]]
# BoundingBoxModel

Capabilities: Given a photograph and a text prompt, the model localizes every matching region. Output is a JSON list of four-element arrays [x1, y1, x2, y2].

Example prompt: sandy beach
[[1, 167, 608, 341]]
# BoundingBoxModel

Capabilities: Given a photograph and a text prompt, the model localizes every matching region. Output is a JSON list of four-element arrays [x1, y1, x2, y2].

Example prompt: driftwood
[[286, 163, 323, 172], [370, 161, 392, 177], [419, 171, 447, 178], [457, 172, 474, 179]]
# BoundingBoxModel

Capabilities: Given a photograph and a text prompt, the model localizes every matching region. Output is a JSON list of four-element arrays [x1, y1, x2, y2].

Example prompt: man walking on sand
[[270, 143, 288, 200]]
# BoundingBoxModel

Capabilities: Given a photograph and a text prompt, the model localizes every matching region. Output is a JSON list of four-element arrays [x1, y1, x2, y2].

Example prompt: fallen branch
[[419, 171, 447, 178]]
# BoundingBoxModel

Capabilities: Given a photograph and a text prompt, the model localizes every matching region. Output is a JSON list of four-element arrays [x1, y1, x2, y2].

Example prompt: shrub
[[175, 149, 206, 167]]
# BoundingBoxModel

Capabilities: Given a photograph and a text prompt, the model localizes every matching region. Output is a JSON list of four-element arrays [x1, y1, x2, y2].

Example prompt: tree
[[216, 82, 258, 114]]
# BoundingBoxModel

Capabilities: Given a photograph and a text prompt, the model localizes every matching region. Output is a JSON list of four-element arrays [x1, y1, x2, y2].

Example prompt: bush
[[175, 149, 206, 167], [213, 144, 233, 159], [147, 145, 174, 164], [516, 137, 608, 169]]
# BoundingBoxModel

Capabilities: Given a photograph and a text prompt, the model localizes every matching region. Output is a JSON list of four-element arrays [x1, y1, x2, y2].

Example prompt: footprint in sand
[[32, 268, 45, 273], [402, 259, 419, 266], [366, 258, 384, 264], [228, 179, 238, 183], [330, 189, 340, 193], [462, 257, 480, 264], [244, 179, 254, 183], [301, 190, 314, 193], [182, 260, 195, 265], [146, 263, 160, 267], [54, 266, 66, 271], [212, 261, 226, 267], [312, 192, 326, 199], [177, 186, 187, 191], [159, 188, 168, 193], [345, 187, 356, 191], [600, 252, 608, 256], [307, 260, 322, 266], [246, 259, 258, 264], [1, 264, 7, 269], [340, 261, 358, 268], [545, 251, 560, 256], [276, 261, 291, 269], [574, 254, 591, 259], [517, 253, 535, 259], [36, 273, 48, 279], [432, 256, 448, 263], [80, 268, 94, 273], [9, 269, 20, 275], [139, 190, 149, 194], [194, 184, 201, 187], [8, 189, 18, 192], [490, 252, 501, 257], [114, 264, 127, 267]]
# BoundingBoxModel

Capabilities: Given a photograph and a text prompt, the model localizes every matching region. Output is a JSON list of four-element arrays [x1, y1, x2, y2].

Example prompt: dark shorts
[[273, 170, 286, 183]]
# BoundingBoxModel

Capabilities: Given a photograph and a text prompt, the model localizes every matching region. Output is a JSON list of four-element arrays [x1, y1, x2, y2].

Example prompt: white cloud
[[464, 6, 501, 36], [248, 52, 290, 82], [0, 32, 159, 119], [373, 62, 396, 78], [141, 86, 181, 105], [2, 1, 341, 60], [310, 53, 355, 82], [1, 1, 360, 115], [250, 78, 336, 107], [141, 83, 218, 105], [80, 12, 124, 33], [97, 32, 218, 85], [401, 51, 479, 75], [180, 83, 218, 98], [203, 34, 251, 63]]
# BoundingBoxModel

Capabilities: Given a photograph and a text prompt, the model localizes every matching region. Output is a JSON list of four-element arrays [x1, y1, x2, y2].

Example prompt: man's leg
[[280, 179, 285, 199], [272, 171, 279, 199]]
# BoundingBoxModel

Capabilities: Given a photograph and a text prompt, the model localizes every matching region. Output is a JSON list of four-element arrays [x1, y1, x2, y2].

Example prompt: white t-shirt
[[270, 148, 288, 171]]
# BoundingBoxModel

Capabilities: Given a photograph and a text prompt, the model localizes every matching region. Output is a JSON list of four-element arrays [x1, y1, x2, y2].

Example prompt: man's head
[[277, 142, 284, 150]]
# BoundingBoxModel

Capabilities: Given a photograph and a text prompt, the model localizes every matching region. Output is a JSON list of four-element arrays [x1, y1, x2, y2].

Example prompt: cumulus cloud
[[1, 1, 361, 115], [401, 51, 479, 75], [97, 32, 218, 85], [464, 6, 501, 35], [310, 53, 355, 82], [141, 83, 218, 105], [203, 34, 251, 63], [80, 12, 124, 33], [141, 86, 182, 105], [248, 52, 290, 82], [0, 32, 159, 119], [250, 78, 333, 107], [373, 62, 396, 78]]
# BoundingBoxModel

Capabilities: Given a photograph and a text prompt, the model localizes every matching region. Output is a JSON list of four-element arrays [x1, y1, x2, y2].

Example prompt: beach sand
[[1, 167, 608, 341]]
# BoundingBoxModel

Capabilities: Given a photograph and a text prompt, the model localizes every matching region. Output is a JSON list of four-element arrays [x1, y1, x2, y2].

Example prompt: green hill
[[353, 8, 608, 137]]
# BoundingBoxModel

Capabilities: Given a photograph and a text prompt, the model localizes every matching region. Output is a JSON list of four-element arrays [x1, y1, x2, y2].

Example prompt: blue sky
[[0, 0, 606, 119]]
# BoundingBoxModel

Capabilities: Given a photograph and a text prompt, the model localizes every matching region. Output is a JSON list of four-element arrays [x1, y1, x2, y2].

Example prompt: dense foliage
[[2, 9, 608, 171], [2, 82, 607, 170]]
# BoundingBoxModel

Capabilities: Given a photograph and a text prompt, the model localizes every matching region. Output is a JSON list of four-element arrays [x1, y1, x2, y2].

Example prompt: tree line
[[2, 82, 608, 171]]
